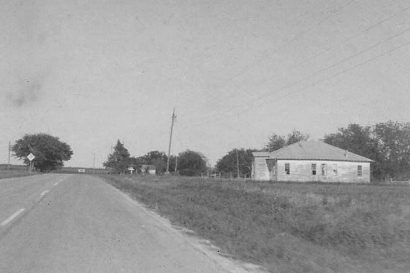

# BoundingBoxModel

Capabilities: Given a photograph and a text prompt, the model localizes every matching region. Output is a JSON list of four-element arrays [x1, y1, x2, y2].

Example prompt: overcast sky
[[1, 0, 410, 167]]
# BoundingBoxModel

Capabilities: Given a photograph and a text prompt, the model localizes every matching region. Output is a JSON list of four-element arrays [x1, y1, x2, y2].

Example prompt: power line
[[181, 21, 410, 127], [180, 35, 410, 130], [180, 0, 358, 109], [237, 29, 410, 113], [180, 3, 410, 123], [283, 5, 410, 72], [189, 29, 409, 126]]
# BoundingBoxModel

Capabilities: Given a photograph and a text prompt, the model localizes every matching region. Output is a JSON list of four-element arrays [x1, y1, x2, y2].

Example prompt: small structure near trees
[[140, 164, 156, 175]]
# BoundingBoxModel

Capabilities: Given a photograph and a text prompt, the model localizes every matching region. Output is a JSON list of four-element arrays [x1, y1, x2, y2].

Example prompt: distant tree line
[[12, 121, 408, 180], [103, 140, 207, 176], [104, 121, 410, 181]]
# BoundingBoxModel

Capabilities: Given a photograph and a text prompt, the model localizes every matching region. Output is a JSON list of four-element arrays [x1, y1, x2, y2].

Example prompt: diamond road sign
[[27, 153, 35, 161]]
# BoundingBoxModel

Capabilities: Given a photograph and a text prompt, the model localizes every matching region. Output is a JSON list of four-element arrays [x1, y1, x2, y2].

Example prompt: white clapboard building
[[252, 141, 372, 183]]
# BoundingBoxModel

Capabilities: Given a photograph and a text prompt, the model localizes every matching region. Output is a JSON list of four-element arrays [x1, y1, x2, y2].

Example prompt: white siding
[[252, 156, 270, 180], [276, 160, 371, 183]]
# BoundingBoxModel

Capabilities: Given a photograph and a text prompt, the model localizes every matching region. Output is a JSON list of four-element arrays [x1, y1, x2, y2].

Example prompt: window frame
[[311, 163, 317, 175], [285, 163, 290, 175], [321, 163, 326, 176], [332, 164, 338, 176], [357, 165, 363, 176]]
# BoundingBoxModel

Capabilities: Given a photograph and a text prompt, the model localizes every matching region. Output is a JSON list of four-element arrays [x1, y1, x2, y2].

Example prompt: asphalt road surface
[[0, 174, 263, 273]]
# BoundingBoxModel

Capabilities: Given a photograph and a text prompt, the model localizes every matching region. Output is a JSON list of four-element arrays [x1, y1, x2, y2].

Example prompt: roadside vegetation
[[100, 175, 410, 273], [0, 169, 35, 179], [104, 140, 207, 175]]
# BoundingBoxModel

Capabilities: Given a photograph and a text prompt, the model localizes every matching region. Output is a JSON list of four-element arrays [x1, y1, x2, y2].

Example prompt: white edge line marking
[[40, 190, 49, 197], [1, 208, 25, 226]]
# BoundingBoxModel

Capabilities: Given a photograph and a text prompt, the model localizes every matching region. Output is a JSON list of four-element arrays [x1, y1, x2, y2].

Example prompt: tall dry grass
[[100, 175, 410, 273]]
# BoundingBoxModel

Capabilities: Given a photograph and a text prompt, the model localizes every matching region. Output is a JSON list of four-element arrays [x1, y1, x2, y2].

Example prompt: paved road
[[0, 174, 257, 273]]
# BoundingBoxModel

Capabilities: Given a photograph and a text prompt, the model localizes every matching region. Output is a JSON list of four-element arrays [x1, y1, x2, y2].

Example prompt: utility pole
[[236, 149, 240, 179], [166, 108, 176, 174], [174, 156, 178, 173], [93, 152, 96, 172], [7, 141, 11, 169]]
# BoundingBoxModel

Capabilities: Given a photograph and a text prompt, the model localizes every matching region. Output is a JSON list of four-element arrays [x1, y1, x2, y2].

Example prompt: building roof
[[253, 140, 373, 162], [252, 151, 271, 157]]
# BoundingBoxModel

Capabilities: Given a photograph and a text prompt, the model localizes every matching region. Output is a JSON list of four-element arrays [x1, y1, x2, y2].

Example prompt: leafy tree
[[372, 121, 410, 180], [168, 155, 178, 173], [104, 140, 131, 174], [265, 134, 286, 152], [265, 130, 309, 151], [324, 122, 410, 180], [286, 130, 309, 145], [324, 124, 382, 178], [215, 148, 255, 178], [12, 133, 73, 172], [324, 124, 376, 157], [136, 151, 168, 174], [177, 150, 207, 176]]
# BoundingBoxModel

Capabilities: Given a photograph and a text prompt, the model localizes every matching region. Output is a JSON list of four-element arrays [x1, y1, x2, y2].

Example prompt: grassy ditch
[[0, 169, 35, 180], [99, 175, 410, 273]]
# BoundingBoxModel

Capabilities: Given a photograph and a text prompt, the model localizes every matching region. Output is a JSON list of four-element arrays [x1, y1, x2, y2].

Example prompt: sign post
[[27, 153, 35, 172], [128, 167, 135, 174]]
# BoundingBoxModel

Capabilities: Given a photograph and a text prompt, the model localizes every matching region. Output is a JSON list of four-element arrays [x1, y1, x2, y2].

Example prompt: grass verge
[[0, 170, 35, 180], [99, 175, 410, 273]]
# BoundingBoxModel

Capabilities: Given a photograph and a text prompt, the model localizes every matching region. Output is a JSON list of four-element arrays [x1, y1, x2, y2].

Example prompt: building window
[[321, 164, 326, 176], [311, 164, 316, 175], [357, 165, 362, 176], [332, 164, 338, 175], [285, 163, 290, 175]]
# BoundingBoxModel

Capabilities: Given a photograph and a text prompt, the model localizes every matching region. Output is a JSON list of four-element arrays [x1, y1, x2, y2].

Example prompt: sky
[[1, 0, 410, 168]]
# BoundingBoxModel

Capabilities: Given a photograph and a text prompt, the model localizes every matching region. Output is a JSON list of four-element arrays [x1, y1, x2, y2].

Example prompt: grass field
[[0, 169, 35, 180], [100, 175, 410, 273]]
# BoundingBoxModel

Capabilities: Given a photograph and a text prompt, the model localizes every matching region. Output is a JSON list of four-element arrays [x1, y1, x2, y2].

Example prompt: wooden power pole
[[8, 141, 11, 169], [236, 149, 240, 178], [166, 108, 176, 174]]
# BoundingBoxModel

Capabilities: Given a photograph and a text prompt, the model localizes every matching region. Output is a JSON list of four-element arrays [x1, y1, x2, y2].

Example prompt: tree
[[128, 156, 145, 173], [324, 124, 381, 178], [215, 148, 255, 178], [168, 155, 178, 173], [372, 121, 410, 180], [177, 150, 207, 176], [12, 133, 73, 172], [265, 130, 309, 151], [286, 130, 309, 145], [265, 134, 286, 152], [324, 124, 378, 157], [104, 140, 131, 174], [136, 151, 168, 174], [323, 122, 410, 181]]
